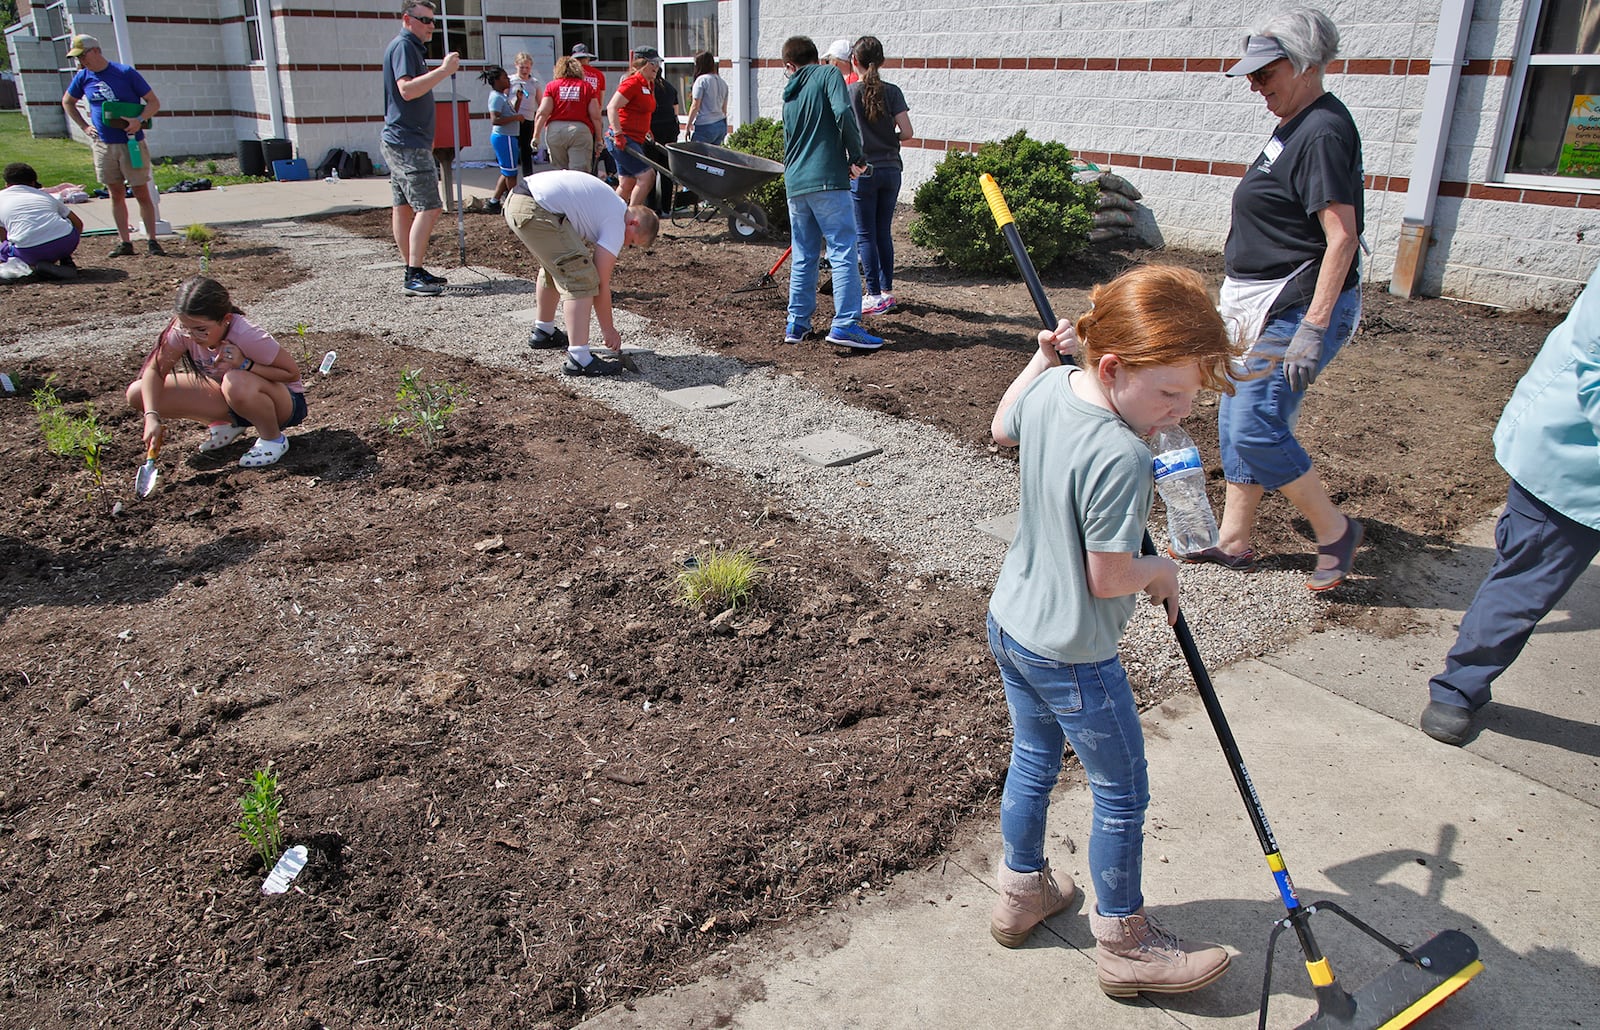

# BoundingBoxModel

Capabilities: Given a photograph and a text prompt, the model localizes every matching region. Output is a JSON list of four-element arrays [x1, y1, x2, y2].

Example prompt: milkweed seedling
[[238, 767, 285, 868], [677, 547, 765, 615], [385, 367, 468, 450]]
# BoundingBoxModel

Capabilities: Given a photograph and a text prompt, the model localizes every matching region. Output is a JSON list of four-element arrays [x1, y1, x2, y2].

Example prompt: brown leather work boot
[[1088, 907, 1230, 996], [989, 859, 1078, 948]]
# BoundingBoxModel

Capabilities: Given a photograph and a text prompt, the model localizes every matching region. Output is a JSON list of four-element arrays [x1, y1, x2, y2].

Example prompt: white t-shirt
[[691, 73, 728, 125], [508, 72, 540, 118], [525, 170, 628, 257], [0, 185, 74, 248]]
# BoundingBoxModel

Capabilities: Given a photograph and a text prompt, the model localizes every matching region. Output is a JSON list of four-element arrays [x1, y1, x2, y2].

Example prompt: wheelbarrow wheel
[[728, 201, 767, 239]]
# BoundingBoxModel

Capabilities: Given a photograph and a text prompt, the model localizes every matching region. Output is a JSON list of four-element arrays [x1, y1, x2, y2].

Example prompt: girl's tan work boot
[[989, 859, 1078, 947], [1088, 907, 1230, 996]]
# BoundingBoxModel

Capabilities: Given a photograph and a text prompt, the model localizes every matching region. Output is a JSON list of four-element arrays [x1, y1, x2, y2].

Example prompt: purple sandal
[[1307, 517, 1364, 592], [1169, 546, 1257, 572]]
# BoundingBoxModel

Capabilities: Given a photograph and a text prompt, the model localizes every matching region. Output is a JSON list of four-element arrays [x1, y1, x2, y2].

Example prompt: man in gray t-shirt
[[382, 1, 459, 297]]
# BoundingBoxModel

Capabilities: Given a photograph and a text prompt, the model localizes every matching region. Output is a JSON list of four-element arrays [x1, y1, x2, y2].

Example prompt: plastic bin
[[272, 158, 310, 182], [261, 138, 293, 167], [238, 139, 266, 177]]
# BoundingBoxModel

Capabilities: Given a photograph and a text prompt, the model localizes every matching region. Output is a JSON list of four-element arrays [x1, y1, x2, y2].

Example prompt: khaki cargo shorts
[[92, 137, 153, 188], [503, 192, 600, 299]]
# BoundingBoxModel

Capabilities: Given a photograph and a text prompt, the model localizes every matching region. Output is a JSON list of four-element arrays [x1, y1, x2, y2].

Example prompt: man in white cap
[[60, 34, 164, 258], [824, 38, 858, 85]]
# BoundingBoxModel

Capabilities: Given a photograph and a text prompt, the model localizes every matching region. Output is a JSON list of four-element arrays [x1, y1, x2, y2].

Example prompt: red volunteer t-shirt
[[613, 72, 655, 144], [545, 77, 598, 123]]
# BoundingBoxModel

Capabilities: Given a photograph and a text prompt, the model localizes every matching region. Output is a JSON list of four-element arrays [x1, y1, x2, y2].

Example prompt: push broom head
[[1299, 929, 1482, 1030]]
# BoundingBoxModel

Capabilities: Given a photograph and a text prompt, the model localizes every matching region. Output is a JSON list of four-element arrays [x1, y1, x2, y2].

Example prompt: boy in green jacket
[[780, 36, 882, 351]]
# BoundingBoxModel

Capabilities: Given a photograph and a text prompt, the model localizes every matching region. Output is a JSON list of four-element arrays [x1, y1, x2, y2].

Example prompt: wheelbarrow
[[627, 140, 784, 239]]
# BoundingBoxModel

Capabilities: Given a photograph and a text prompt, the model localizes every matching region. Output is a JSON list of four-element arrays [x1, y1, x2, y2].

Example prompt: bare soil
[[0, 211, 1561, 1028]]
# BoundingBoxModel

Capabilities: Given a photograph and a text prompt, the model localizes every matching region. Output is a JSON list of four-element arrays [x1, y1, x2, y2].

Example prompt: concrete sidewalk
[[580, 533, 1600, 1030], [70, 167, 502, 237]]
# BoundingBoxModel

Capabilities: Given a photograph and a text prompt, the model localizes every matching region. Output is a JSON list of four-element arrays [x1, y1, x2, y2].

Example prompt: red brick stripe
[[748, 55, 1511, 76]]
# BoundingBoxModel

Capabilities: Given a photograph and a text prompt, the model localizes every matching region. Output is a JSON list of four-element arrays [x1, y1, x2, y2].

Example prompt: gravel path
[[20, 223, 1325, 685]]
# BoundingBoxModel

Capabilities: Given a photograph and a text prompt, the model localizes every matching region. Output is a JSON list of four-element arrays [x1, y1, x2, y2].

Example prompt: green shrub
[[909, 132, 1097, 276], [32, 381, 111, 490], [725, 117, 789, 233]]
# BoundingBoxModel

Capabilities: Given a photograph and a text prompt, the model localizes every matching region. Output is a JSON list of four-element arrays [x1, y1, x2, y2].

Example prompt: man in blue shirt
[[60, 35, 163, 258], [1422, 262, 1600, 745], [383, 2, 459, 297]]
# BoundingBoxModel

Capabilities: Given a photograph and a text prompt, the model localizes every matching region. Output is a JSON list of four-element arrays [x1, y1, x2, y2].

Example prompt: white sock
[[567, 345, 592, 365], [536, 320, 557, 334]]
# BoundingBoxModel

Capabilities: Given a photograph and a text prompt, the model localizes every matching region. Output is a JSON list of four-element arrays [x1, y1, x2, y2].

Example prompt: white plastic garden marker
[[262, 844, 309, 895]]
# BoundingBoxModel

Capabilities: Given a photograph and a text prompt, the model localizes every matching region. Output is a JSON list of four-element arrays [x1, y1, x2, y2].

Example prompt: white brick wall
[[735, 0, 1591, 309]]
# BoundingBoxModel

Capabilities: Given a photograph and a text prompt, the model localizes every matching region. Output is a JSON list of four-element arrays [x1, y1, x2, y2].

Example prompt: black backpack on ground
[[350, 151, 374, 178], [314, 147, 347, 179]]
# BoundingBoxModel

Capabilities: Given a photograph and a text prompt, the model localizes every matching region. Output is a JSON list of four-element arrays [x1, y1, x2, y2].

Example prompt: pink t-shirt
[[159, 314, 304, 393]]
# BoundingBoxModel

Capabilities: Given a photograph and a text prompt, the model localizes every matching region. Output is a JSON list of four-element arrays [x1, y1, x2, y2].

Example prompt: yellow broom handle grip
[[980, 173, 1014, 229]]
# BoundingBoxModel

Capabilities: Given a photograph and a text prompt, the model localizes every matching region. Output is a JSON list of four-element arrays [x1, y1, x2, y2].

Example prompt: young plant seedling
[[292, 321, 313, 367], [183, 223, 214, 244], [32, 382, 112, 495], [385, 367, 468, 450], [676, 547, 766, 615], [238, 766, 285, 869]]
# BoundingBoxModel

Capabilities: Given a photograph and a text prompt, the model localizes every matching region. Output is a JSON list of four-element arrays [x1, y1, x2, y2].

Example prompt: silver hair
[[1258, 7, 1340, 73]]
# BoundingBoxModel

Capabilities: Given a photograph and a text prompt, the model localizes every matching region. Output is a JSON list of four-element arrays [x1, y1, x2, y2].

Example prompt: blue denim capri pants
[[1218, 284, 1361, 490]]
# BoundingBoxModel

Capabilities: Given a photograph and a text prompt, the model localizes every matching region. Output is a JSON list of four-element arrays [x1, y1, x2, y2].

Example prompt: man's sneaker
[[562, 354, 624, 377], [826, 323, 884, 351], [864, 292, 895, 316], [58, 256, 77, 269], [417, 269, 448, 286], [147, 239, 166, 256], [484, 199, 503, 215], [109, 240, 135, 258], [784, 322, 811, 344], [529, 325, 570, 349], [403, 271, 443, 297]]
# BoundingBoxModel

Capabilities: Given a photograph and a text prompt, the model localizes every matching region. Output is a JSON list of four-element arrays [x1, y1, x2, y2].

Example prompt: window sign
[[1503, 0, 1600, 184]]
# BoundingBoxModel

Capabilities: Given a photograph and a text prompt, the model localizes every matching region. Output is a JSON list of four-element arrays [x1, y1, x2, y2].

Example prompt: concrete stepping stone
[[660, 385, 738, 411], [976, 510, 1018, 544], [783, 429, 881, 467]]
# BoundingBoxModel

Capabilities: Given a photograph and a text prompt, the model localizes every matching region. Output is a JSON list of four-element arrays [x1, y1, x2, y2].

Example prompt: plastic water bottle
[[1150, 426, 1218, 554], [318, 350, 337, 375]]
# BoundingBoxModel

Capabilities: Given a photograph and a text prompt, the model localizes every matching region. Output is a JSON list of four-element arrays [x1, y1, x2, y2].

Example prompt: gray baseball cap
[[1225, 35, 1290, 77]]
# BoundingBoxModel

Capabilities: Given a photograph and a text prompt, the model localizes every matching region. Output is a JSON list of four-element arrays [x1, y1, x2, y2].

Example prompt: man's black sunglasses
[[409, 13, 436, 25]]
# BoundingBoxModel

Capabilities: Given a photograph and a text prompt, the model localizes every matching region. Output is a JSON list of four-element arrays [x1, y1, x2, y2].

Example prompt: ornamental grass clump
[[238, 766, 285, 868], [677, 548, 766, 615]]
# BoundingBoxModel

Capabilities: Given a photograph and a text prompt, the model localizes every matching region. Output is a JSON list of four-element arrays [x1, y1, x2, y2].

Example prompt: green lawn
[[1, 111, 270, 190]]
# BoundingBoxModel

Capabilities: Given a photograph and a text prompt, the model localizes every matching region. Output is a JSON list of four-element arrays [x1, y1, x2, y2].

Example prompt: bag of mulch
[[1096, 190, 1138, 212], [1097, 171, 1142, 201], [1093, 209, 1136, 229]]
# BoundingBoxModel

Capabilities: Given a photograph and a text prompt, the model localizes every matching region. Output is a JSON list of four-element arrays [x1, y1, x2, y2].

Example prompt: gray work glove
[[1283, 320, 1327, 392]]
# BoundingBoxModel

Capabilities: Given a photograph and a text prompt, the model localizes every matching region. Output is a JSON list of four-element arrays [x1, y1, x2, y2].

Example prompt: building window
[[423, 0, 486, 63], [658, 0, 716, 106], [562, 0, 631, 64], [1502, 0, 1600, 183], [243, 0, 264, 62]]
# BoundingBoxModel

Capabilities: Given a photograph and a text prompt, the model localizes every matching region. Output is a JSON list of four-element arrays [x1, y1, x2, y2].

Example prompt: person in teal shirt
[[779, 36, 881, 352], [1422, 261, 1600, 745]]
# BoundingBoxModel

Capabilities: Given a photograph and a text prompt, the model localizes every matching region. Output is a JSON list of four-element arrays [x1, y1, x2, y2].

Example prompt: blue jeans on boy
[[1429, 478, 1600, 713], [787, 188, 862, 333], [1218, 284, 1362, 490], [851, 166, 901, 295], [988, 613, 1148, 917]]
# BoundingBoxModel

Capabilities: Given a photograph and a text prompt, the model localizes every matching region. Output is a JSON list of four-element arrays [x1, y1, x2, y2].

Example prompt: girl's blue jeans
[[850, 166, 902, 295], [988, 612, 1148, 917]]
